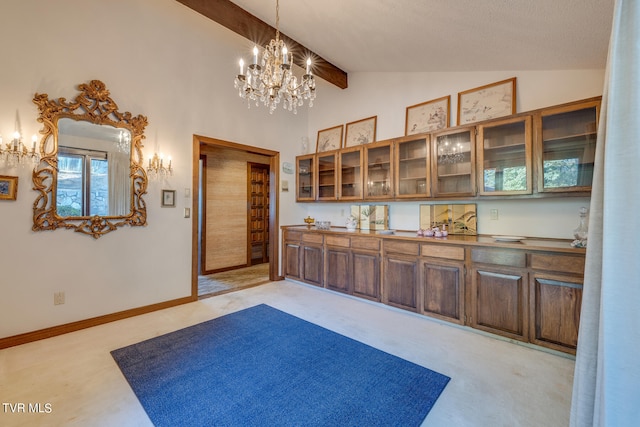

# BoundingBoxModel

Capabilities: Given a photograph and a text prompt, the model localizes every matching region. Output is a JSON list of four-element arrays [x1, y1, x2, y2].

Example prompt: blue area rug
[[111, 304, 450, 426]]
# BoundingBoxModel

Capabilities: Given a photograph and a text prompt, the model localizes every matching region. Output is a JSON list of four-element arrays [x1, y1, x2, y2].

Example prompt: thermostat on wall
[[282, 162, 294, 174]]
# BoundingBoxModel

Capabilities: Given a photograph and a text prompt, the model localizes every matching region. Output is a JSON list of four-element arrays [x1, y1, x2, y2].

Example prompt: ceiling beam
[[175, 0, 348, 89]]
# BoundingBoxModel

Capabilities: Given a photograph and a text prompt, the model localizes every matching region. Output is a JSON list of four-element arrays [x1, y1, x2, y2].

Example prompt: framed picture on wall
[[405, 95, 450, 135], [161, 189, 176, 207], [344, 116, 377, 147], [0, 175, 18, 201], [316, 125, 344, 152], [457, 77, 517, 125]]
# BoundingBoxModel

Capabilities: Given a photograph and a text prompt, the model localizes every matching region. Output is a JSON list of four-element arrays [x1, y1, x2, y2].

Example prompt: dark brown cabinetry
[[282, 226, 585, 354], [296, 97, 600, 202], [420, 244, 465, 324], [382, 241, 420, 312], [529, 253, 585, 354], [470, 248, 528, 342]]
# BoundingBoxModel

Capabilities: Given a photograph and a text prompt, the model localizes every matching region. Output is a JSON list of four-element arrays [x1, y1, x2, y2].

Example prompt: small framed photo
[[316, 125, 343, 152], [457, 77, 516, 125], [405, 95, 450, 135], [0, 175, 18, 201], [161, 189, 176, 207], [344, 116, 377, 147]]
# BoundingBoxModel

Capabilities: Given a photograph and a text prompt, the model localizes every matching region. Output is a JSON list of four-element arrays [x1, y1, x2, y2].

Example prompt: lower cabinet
[[283, 228, 585, 354], [529, 273, 583, 354], [471, 267, 528, 342], [302, 244, 323, 287], [421, 260, 464, 324]]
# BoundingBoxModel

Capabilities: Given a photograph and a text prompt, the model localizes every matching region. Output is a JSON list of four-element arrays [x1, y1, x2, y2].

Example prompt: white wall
[[0, 0, 307, 338], [303, 70, 604, 238]]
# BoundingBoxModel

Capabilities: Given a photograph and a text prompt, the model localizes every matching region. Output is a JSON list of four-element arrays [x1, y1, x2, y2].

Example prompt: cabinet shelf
[[438, 172, 471, 178], [483, 142, 525, 151], [543, 131, 596, 143], [399, 156, 427, 162]]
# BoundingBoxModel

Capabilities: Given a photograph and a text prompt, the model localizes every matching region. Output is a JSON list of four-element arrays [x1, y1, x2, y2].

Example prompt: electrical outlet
[[54, 292, 65, 305], [490, 209, 499, 220]]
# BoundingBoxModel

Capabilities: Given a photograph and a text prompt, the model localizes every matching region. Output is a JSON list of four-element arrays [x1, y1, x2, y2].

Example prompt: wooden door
[[247, 163, 270, 265]]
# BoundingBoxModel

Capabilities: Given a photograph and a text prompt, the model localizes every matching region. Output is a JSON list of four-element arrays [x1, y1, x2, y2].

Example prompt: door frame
[[192, 135, 282, 298]]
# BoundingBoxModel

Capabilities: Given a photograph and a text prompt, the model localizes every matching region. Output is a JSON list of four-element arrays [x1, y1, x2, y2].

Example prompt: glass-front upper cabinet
[[338, 146, 363, 200], [395, 134, 430, 198], [535, 98, 600, 192], [477, 116, 532, 195], [364, 140, 393, 199], [296, 154, 315, 201], [316, 152, 338, 200], [431, 127, 476, 197]]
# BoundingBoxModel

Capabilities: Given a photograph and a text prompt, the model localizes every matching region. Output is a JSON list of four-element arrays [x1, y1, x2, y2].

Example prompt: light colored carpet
[[198, 263, 270, 296]]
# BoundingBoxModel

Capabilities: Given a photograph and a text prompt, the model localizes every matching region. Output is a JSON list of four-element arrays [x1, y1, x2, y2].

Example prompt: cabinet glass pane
[[542, 107, 597, 189], [366, 145, 391, 197], [482, 121, 527, 192], [340, 150, 361, 198], [397, 138, 428, 196], [297, 157, 314, 199], [317, 154, 336, 199], [435, 131, 472, 194]]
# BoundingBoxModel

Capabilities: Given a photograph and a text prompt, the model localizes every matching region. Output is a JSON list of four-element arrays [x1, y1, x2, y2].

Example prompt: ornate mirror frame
[[32, 80, 148, 238]]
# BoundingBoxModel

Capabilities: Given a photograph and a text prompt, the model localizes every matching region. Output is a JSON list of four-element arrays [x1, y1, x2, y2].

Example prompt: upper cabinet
[[295, 96, 601, 203], [395, 135, 431, 198], [432, 127, 476, 197], [535, 98, 599, 193], [338, 146, 363, 200], [364, 140, 394, 199], [317, 151, 338, 201], [296, 154, 315, 201], [477, 116, 533, 196]]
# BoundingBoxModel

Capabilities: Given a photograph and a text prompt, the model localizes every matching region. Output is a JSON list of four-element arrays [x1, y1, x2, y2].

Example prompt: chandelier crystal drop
[[233, 0, 316, 114]]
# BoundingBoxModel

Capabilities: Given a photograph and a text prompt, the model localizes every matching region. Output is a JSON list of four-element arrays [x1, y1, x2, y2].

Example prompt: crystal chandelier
[[437, 139, 464, 164], [234, 0, 316, 114]]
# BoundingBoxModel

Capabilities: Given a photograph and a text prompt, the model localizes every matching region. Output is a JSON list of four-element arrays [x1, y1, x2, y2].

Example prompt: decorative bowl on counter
[[315, 221, 331, 230]]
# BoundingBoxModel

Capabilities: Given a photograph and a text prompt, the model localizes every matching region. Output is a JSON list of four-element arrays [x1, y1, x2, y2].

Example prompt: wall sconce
[[147, 153, 172, 179], [0, 132, 40, 168]]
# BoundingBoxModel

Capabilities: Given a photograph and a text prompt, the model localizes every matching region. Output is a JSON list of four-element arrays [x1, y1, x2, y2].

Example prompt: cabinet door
[[325, 247, 351, 294], [432, 128, 476, 197], [284, 242, 301, 279], [352, 251, 380, 301], [535, 99, 600, 193], [530, 273, 582, 354], [296, 154, 315, 201], [395, 135, 430, 198], [364, 141, 393, 199], [302, 245, 323, 287], [338, 147, 363, 200], [317, 152, 337, 200], [477, 116, 532, 195], [383, 255, 419, 312], [421, 260, 464, 324], [471, 267, 528, 341]]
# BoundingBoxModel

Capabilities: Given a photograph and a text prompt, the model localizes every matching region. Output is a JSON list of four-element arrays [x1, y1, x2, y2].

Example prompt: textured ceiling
[[229, 0, 614, 73]]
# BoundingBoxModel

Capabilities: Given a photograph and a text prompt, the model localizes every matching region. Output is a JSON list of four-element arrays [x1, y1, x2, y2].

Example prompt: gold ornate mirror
[[32, 80, 148, 238]]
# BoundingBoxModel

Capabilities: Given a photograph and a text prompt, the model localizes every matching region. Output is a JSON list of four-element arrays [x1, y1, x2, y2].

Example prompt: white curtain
[[570, 0, 640, 425], [108, 151, 131, 216]]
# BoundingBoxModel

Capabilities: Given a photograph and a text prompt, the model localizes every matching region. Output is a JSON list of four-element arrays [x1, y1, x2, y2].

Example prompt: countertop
[[282, 225, 586, 254]]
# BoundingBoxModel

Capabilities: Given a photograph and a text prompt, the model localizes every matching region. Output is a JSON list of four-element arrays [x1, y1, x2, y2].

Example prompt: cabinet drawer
[[384, 241, 420, 256], [302, 233, 323, 244], [326, 235, 350, 248], [530, 253, 585, 275], [285, 231, 301, 241], [351, 236, 380, 251], [421, 244, 465, 261], [472, 248, 526, 267]]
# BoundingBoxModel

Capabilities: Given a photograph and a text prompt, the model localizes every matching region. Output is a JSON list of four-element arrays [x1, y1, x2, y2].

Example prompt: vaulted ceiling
[[177, 0, 615, 89]]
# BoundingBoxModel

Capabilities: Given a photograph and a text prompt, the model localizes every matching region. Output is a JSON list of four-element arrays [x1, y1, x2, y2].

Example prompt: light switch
[[184, 188, 191, 198], [490, 209, 499, 220], [184, 208, 191, 218]]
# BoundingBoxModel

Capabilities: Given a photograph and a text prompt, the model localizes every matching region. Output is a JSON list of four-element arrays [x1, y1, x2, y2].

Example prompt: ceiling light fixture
[[234, 0, 316, 114]]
